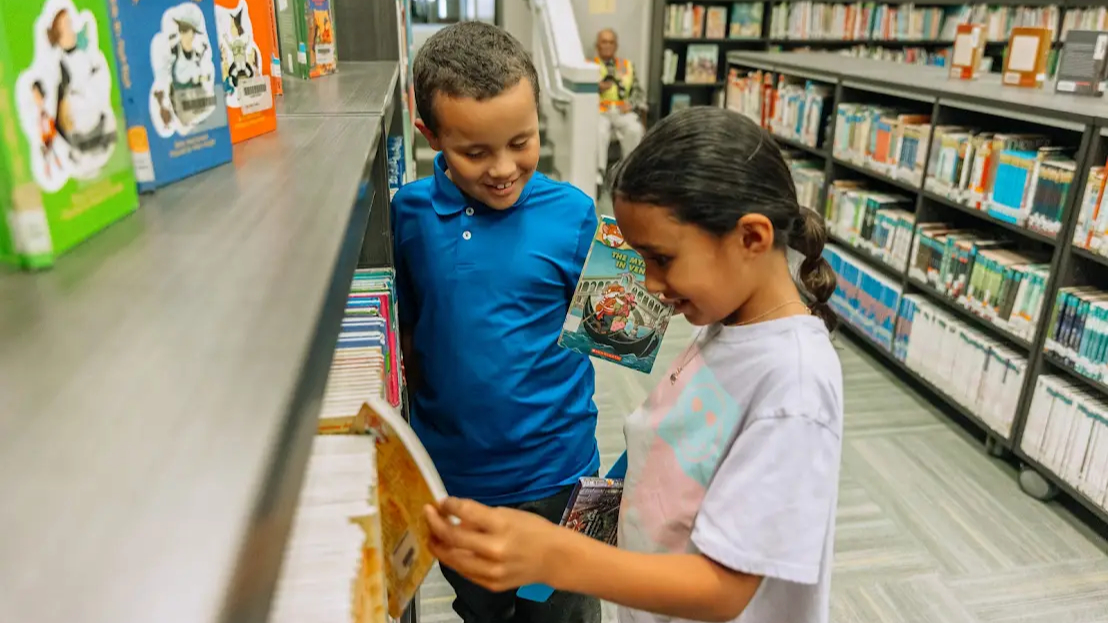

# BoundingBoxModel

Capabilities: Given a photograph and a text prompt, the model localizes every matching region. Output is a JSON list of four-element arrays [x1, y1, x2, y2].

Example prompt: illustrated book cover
[[215, 0, 277, 143], [560, 216, 673, 374], [518, 452, 628, 603], [0, 0, 139, 270], [109, 0, 233, 192], [276, 0, 337, 80], [354, 397, 448, 620]]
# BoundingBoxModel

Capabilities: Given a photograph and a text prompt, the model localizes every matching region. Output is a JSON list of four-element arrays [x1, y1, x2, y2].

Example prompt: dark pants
[[440, 480, 603, 623]]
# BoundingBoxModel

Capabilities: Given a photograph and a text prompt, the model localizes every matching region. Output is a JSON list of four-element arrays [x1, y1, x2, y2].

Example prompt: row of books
[[664, 2, 764, 39], [837, 45, 951, 67], [1074, 165, 1108, 260], [1046, 285, 1108, 385], [725, 69, 830, 149], [320, 268, 404, 429], [1061, 6, 1108, 38], [0, 0, 398, 271], [924, 130, 1075, 238], [270, 434, 389, 623], [832, 104, 931, 187], [1022, 375, 1108, 512], [661, 44, 721, 84], [962, 4, 1061, 43], [784, 154, 825, 212], [768, 2, 965, 42], [909, 225, 1049, 342], [895, 294, 1027, 437], [825, 180, 915, 273], [825, 243, 902, 349]]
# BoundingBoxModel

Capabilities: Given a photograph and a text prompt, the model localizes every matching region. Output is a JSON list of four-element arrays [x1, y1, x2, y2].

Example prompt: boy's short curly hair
[[413, 21, 540, 135]]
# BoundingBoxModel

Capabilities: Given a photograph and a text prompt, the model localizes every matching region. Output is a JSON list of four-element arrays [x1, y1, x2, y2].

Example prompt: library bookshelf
[[0, 57, 415, 623], [727, 50, 1108, 529], [649, 0, 1108, 122]]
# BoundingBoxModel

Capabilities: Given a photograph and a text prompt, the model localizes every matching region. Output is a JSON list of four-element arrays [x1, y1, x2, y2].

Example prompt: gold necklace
[[669, 300, 810, 385]]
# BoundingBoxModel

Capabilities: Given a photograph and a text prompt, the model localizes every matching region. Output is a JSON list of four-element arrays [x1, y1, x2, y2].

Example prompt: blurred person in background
[[595, 28, 645, 186]]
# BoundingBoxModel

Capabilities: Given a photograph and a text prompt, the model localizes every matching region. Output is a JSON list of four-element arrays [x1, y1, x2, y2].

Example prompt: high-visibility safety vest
[[596, 56, 634, 112]]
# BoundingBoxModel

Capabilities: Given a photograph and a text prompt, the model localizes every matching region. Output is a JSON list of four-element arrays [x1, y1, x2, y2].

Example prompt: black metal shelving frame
[[648, 0, 1108, 123], [726, 50, 1108, 527]]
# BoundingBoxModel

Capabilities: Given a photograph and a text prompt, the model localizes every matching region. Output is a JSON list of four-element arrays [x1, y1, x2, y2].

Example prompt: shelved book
[[560, 216, 673, 374], [1054, 30, 1108, 96], [1074, 162, 1108, 256], [831, 103, 930, 184], [1045, 285, 1108, 384], [215, 0, 277, 143], [896, 295, 1026, 437], [1021, 376, 1108, 512], [769, 1, 963, 41], [949, 23, 985, 80], [109, 0, 234, 192], [784, 154, 824, 211], [276, 0, 337, 80], [684, 44, 719, 83], [0, 0, 140, 270]]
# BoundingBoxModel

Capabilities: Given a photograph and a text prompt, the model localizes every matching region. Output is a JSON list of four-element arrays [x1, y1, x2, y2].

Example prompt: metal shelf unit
[[648, 0, 1107, 123], [0, 49, 410, 623], [726, 50, 1108, 529]]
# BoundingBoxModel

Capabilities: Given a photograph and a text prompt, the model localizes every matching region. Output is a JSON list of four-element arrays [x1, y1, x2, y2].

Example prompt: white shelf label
[[9, 208, 53, 256]]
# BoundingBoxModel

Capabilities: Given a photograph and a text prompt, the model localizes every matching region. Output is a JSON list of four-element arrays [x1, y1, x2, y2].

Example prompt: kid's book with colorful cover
[[0, 0, 139, 270], [109, 0, 233, 192], [343, 398, 448, 620], [275, 0, 337, 80], [214, 0, 277, 143], [560, 216, 673, 374]]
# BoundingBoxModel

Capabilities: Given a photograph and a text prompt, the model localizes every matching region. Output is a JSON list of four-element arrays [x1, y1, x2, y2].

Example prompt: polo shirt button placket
[[465, 207, 474, 216]]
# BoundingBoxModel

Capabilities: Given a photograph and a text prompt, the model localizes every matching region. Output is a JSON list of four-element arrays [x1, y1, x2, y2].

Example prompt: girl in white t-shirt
[[425, 107, 845, 623]]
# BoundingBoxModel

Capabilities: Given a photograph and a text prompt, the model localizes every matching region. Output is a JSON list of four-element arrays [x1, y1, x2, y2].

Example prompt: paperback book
[[110, 0, 233, 192], [276, 0, 337, 80], [215, 0, 277, 143], [353, 398, 448, 620], [560, 216, 673, 374], [1054, 30, 1108, 96], [1, 0, 139, 269]]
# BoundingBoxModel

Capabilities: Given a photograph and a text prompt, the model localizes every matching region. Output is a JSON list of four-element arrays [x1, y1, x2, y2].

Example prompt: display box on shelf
[[0, 0, 140, 270], [109, 0, 233, 192], [214, 0, 278, 143], [275, 0, 337, 81]]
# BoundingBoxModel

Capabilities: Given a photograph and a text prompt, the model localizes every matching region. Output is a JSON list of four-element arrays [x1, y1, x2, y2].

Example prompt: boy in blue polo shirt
[[390, 21, 601, 623]]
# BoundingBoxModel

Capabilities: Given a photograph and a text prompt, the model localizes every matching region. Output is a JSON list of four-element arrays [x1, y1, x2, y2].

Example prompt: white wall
[[570, 0, 653, 98]]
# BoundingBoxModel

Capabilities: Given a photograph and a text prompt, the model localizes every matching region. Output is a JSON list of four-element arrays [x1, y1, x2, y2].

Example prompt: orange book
[[1002, 27, 1051, 88], [264, 0, 284, 95], [949, 24, 985, 80], [215, 0, 279, 143]]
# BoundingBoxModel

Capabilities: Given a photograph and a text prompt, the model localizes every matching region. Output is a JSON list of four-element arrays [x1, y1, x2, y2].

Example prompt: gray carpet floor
[[416, 317, 1108, 623]]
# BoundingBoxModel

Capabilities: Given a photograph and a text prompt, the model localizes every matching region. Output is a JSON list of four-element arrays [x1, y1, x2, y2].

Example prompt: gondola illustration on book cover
[[559, 216, 673, 374]]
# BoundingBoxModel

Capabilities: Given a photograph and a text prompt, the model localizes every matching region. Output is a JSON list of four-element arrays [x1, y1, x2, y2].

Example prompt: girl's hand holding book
[[424, 497, 572, 592]]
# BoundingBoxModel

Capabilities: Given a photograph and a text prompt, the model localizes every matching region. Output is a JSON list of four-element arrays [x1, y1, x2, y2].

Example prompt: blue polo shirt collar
[[430, 152, 536, 215]]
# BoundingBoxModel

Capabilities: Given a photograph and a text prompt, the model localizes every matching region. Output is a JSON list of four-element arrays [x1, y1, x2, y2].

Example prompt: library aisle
[[419, 317, 1108, 623]]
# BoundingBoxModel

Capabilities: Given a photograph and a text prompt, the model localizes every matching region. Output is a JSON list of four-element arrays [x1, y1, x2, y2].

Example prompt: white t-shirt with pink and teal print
[[618, 315, 844, 623]]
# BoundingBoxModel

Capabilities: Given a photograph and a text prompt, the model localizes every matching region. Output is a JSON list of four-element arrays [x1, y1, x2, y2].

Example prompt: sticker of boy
[[150, 3, 219, 136]]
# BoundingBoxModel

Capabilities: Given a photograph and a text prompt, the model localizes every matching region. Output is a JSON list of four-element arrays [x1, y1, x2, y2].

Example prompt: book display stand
[[727, 50, 1108, 530], [0, 1, 418, 622]]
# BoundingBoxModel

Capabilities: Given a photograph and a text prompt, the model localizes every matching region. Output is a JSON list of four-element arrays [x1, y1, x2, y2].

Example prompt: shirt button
[[462, 231, 472, 240], [465, 207, 474, 216]]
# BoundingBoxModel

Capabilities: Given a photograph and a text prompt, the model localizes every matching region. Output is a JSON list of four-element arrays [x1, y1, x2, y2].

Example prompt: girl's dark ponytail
[[789, 209, 838, 332]]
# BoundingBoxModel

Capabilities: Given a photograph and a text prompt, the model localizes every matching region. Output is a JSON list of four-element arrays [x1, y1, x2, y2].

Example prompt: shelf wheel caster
[[984, 436, 1006, 458], [1019, 466, 1058, 502]]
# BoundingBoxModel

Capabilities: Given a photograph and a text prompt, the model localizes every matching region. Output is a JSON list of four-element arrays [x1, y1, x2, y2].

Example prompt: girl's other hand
[[424, 497, 567, 592]]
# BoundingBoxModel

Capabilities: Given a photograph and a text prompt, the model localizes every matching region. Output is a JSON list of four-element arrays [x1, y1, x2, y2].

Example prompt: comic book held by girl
[[275, 0, 337, 80], [559, 215, 673, 373], [0, 0, 139, 270], [109, 0, 233, 192], [214, 0, 277, 143]]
